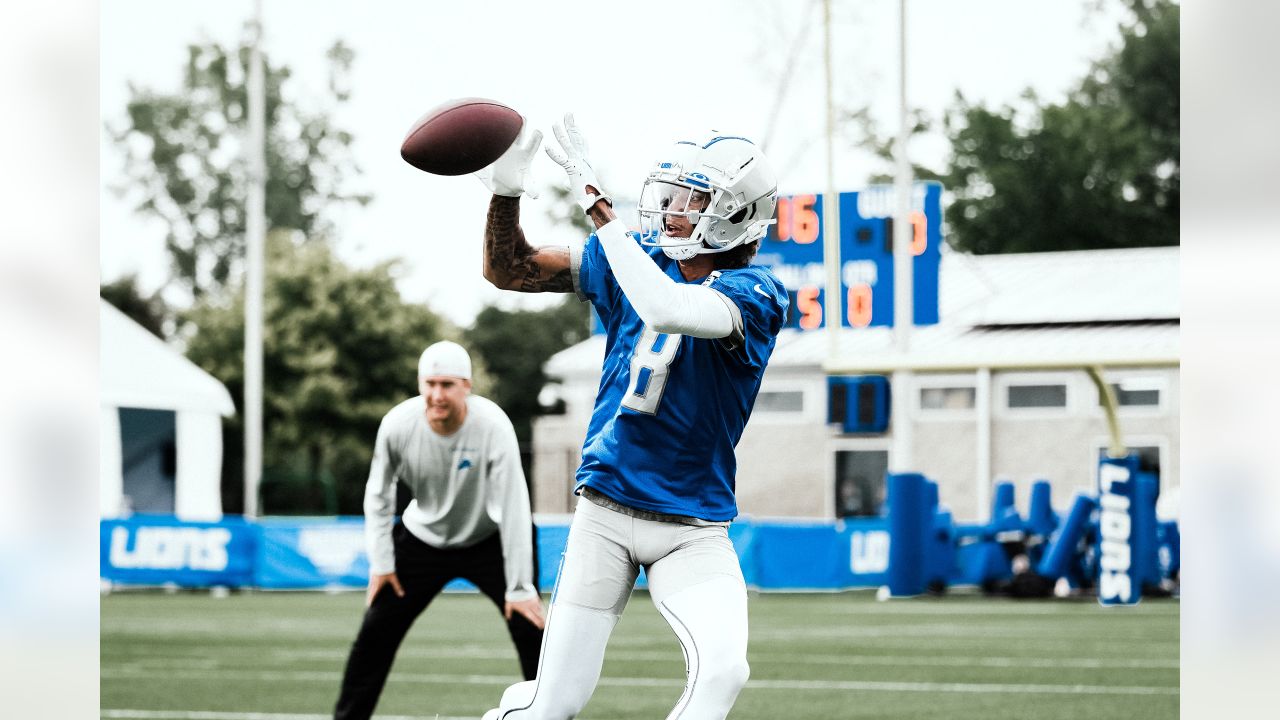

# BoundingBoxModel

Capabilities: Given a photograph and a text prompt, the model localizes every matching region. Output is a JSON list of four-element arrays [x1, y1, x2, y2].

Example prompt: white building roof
[[778, 322, 1178, 373], [100, 299, 236, 416], [941, 245, 1179, 326], [547, 246, 1180, 378]]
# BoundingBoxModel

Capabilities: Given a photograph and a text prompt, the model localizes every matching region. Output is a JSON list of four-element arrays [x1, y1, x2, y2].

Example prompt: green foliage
[[101, 274, 171, 339], [465, 298, 591, 443], [183, 231, 452, 515], [850, 0, 1178, 254], [943, 0, 1178, 253], [109, 35, 369, 300]]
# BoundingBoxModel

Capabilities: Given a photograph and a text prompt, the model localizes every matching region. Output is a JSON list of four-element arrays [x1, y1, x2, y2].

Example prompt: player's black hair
[[713, 240, 759, 270]]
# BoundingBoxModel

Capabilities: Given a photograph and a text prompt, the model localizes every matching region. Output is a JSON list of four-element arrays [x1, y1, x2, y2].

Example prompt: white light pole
[[822, 0, 842, 366], [243, 0, 266, 518], [890, 0, 914, 472]]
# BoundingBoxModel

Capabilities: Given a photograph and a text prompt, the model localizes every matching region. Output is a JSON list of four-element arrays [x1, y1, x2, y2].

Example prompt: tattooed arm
[[482, 195, 574, 293]]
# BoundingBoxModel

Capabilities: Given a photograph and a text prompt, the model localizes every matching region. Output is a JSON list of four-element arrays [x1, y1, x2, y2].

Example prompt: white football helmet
[[637, 134, 778, 261]]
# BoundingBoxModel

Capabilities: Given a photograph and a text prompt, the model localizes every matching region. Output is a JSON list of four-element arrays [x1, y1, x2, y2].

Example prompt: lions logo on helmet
[[637, 135, 778, 261]]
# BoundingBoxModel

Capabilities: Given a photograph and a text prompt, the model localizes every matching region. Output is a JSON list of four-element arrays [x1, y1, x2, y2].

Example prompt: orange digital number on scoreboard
[[910, 210, 927, 256], [774, 194, 819, 244], [792, 194, 819, 244], [797, 285, 822, 330], [848, 284, 872, 328]]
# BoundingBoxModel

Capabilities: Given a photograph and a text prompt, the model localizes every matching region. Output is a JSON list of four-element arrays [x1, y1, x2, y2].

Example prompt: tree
[[465, 299, 591, 446], [100, 274, 170, 339], [183, 231, 453, 515], [944, 0, 1177, 253], [108, 34, 369, 301], [851, 0, 1178, 254]]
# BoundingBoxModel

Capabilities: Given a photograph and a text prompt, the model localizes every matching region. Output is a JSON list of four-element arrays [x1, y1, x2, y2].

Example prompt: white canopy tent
[[100, 300, 236, 520]]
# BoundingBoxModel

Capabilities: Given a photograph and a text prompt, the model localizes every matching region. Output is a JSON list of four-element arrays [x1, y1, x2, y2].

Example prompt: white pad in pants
[[483, 497, 750, 720], [654, 576, 750, 720]]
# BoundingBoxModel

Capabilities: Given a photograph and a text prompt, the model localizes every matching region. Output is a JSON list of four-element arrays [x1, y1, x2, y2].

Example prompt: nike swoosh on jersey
[[753, 283, 771, 299]]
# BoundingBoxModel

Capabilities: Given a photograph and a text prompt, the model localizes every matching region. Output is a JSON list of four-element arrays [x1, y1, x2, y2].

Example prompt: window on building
[[1102, 380, 1162, 408], [1007, 383, 1067, 409], [755, 390, 804, 414], [919, 386, 976, 411], [834, 450, 887, 518]]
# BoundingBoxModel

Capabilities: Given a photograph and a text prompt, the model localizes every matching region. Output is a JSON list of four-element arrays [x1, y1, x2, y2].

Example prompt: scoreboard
[[753, 181, 943, 330]]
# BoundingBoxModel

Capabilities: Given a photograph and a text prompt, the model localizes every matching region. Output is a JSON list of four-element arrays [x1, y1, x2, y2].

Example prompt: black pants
[[333, 523, 543, 720]]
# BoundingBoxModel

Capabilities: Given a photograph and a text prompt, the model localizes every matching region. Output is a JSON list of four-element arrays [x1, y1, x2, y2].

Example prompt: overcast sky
[[100, 0, 1124, 326]]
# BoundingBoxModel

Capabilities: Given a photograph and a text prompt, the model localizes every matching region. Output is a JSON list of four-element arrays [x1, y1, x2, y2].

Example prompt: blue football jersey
[[571, 230, 789, 521]]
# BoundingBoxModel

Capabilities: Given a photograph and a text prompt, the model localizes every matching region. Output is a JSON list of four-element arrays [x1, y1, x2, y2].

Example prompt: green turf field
[[101, 590, 1178, 719]]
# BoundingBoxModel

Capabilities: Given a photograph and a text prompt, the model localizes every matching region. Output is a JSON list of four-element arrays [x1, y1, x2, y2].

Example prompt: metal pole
[[822, 0, 842, 366], [975, 367, 992, 519], [890, 0, 914, 472], [243, 0, 265, 518], [893, 0, 914, 346]]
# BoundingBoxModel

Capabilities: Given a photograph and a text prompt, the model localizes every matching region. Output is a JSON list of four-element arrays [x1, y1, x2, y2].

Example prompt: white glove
[[544, 112, 612, 213], [475, 120, 542, 198]]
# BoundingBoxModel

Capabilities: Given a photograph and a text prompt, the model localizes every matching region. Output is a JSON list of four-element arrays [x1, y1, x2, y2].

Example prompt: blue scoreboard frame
[[752, 182, 943, 330]]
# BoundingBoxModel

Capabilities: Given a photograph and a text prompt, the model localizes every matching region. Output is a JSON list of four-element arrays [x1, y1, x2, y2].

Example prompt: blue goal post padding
[[885, 472, 930, 597], [1097, 453, 1142, 606]]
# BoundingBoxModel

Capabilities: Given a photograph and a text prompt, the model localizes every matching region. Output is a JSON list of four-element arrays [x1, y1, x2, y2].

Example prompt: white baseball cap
[[418, 340, 472, 380]]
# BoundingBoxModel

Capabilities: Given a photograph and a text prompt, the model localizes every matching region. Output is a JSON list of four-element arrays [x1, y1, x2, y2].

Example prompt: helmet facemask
[[638, 180, 715, 260], [637, 137, 778, 262]]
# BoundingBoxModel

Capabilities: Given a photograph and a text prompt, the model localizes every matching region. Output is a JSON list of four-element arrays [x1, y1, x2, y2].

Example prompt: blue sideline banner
[[104, 516, 899, 592], [255, 517, 370, 589], [745, 518, 891, 590], [256, 520, 568, 591], [101, 514, 257, 587], [536, 524, 570, 590], [534, 519, 889, 591]]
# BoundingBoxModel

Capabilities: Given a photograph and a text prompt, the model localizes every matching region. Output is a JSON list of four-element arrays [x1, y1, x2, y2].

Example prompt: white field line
[[182, 646, 1177, 670], [102, 707, 465, 712], [748, 623, 1180, 641], [100, 668, 1178, 697], [817, 603, 1180, 616]]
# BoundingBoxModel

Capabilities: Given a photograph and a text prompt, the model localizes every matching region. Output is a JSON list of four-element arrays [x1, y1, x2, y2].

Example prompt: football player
[[475, 114, 787, 720]]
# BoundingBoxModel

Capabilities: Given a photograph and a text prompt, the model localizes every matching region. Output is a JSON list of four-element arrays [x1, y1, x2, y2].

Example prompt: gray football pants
[[486, 495, 750, 719]]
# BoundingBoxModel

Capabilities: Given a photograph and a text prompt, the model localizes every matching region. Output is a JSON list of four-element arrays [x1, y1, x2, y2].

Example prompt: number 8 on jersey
[[621, 327, 681, 415]]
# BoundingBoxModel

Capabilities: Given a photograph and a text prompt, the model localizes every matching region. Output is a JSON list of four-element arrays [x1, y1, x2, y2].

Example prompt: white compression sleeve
[[594, 219, 736, 339]]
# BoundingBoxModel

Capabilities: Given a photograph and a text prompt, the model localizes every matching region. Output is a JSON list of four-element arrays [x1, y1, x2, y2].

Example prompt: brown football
[[400, 98, 523, 176]]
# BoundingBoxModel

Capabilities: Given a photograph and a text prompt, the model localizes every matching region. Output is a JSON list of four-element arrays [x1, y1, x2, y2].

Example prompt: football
[[400, 98, 523, 176]]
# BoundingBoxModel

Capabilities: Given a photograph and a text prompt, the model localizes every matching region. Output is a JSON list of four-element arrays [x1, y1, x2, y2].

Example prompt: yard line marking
[[818, 604, 1180, 617], [102, 707, 465, 712], [253, 647, 1177, 670], [739, 678, 1177, 696], [101, 668, 1177, 697], [749, 624, 1181, 643], [748, 654, 1178, 670]]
